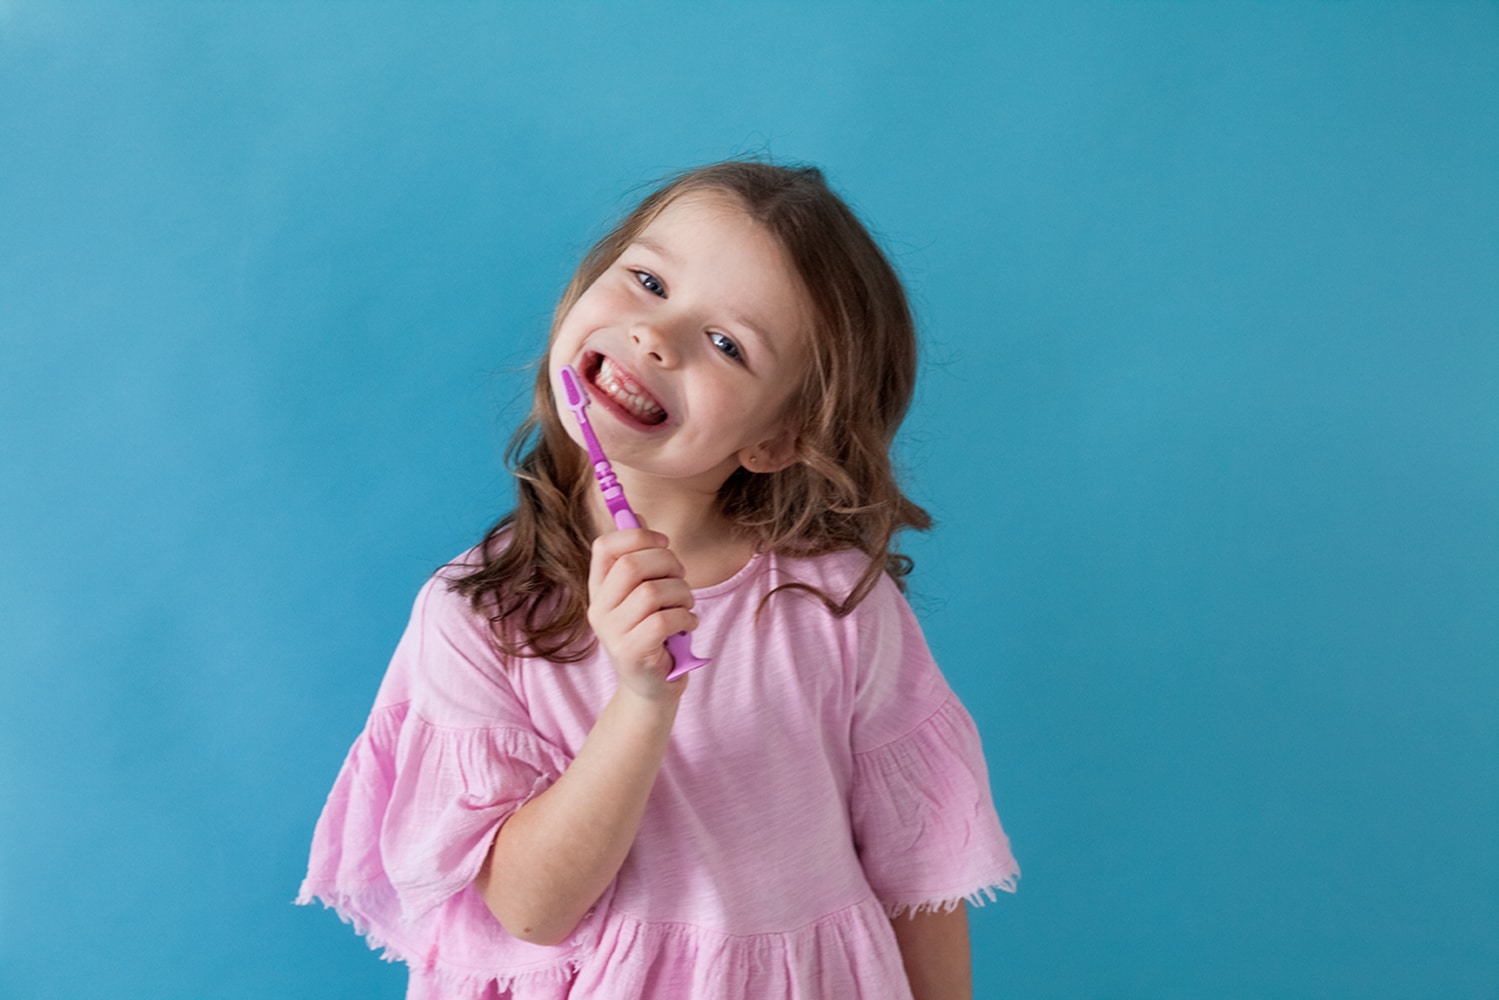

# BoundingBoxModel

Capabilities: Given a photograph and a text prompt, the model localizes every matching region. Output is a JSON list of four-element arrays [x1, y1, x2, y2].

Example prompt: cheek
[[553, 292, 595, 340], [737, 393, 792, 441], [572, 279, 631, 321]]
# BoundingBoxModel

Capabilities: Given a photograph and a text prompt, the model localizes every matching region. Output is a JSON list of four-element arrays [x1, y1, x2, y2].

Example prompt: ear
[[738, 428, 798, 474]]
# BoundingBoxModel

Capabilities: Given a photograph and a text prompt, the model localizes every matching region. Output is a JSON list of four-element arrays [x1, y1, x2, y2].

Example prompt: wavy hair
[[451, 160, 931, 661]]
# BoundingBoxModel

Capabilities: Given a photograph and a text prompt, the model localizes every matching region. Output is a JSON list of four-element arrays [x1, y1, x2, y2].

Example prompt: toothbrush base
[[665, 654, 710, 682], [664, 630, 709, 681]]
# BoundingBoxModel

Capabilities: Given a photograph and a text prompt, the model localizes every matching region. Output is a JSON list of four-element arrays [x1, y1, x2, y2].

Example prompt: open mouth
[[584, 353, 668, 426]]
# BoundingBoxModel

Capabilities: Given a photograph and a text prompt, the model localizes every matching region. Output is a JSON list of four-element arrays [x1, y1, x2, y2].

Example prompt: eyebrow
[[632, 235, 676, 264]]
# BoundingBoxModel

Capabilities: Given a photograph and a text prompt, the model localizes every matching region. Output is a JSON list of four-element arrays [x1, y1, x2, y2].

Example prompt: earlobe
[[740, 431, 798, 473]]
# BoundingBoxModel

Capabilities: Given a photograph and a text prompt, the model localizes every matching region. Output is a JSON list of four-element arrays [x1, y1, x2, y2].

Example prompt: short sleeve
[[847, 576, 1020, 915], [297, 574, 595, 997]]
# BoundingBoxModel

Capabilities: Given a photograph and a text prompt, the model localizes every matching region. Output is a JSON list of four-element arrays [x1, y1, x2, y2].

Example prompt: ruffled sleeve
[[297, 574, 594, 997], [847, 576, 1020, 916]]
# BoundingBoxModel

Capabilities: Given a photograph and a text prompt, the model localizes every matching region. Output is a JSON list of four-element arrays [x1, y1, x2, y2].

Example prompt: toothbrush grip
[[583, 438, 710, 681], [609, 504, 708, 681]]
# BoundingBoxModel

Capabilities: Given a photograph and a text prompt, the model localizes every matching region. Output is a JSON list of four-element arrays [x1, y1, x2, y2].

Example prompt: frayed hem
[[883, 869, 1021, 919], [294, 884, 586, 995], [294, 886, 408, 966]]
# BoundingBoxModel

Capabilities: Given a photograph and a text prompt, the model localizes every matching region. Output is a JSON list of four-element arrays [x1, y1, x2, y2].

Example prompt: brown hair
[[451, 160, 931, 661]]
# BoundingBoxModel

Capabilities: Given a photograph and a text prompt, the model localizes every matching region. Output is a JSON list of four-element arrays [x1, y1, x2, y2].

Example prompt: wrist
[[609, 680, 685, 727]]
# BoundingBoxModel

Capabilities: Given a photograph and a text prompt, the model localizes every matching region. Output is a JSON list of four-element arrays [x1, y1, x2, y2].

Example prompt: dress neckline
[[689, 550, 768, 600]]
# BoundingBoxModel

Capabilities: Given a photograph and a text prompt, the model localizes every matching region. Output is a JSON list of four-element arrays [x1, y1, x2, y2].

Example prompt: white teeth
[[597, 357, 666, 423]]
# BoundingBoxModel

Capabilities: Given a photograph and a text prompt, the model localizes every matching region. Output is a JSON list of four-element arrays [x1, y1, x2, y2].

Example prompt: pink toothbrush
[[559, 364, 710, 681]]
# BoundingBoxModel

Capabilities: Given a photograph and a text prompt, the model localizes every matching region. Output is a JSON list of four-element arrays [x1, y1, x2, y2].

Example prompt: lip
[[580, 350, 673, 430]]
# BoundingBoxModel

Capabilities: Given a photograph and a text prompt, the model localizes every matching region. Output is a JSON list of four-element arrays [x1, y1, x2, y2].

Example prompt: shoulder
[[376, 547, 521, 721], [417, 539, 521, 624], [432, 541, 496, 585], [764, 547, 884, 598], [406, 546, 493, 629], [762, 547, 913, 625]]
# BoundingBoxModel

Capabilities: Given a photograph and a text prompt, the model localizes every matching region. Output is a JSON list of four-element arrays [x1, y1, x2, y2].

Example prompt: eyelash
[[709, 332, 743, 362], [631, 269, 747, 365], [634, 270, 666, 297]]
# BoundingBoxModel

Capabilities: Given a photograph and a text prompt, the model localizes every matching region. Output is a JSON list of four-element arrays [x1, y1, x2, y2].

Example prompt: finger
[[589, 529, 670, 594], [644, 608, 701, 649], [591, 545, 687, 615], [595, 578, 695, 644], [620, 608, 701, 662], [595, 549, 691, 613], [615, 576, 695, 627]]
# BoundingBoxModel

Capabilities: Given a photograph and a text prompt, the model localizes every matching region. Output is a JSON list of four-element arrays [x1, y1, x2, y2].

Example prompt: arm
[[890, 903, 973, 1000], [475, 683, 679, 944], [474, 529, 695, 946]]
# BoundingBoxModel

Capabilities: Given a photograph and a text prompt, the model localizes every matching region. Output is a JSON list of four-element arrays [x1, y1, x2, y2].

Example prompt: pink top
[[298, 547, 1018, 999]]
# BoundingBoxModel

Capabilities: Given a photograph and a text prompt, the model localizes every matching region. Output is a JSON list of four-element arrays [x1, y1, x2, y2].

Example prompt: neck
[[583, 468, 753, 589]]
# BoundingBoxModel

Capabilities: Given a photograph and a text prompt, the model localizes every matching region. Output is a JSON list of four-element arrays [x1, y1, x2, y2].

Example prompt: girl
[[298, 161, 1018, 999]]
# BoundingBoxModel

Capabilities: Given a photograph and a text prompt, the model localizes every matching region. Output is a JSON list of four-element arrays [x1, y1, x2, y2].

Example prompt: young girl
[[298, 160, 1018, 999]]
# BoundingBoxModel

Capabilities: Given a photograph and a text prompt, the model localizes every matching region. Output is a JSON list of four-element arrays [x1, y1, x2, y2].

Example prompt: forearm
[[476, 685, 680, 945], [890, 903, 972, 1000]]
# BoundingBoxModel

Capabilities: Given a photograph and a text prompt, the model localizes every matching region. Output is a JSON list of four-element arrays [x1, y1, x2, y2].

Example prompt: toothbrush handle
[[565, 367, 708, 681], [593, 460, 641, 531], [597, 471, 708, 681]]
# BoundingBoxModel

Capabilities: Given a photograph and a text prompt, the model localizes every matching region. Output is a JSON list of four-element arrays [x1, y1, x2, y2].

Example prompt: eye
[[709, 331, 744, 363], [633, 270, 666, 297]]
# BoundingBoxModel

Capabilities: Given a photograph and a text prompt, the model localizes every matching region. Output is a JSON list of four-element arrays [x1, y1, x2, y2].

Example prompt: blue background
[[3, 3, 1496, 997]]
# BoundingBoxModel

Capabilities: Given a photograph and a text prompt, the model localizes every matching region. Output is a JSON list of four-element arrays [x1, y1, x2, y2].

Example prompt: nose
[[628, 320, 684, 367]]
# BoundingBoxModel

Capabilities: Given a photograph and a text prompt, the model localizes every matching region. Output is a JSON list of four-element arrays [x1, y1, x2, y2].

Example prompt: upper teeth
[[597, 357, 665, 422]]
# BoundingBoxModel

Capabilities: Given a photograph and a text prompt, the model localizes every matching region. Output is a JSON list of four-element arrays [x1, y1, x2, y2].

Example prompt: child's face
[[549, 191, 812, 492]]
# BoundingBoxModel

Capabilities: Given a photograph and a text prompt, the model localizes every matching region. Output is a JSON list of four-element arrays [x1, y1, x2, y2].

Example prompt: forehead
[[633, 192, 788, 280], [631, 192, 812, 350]]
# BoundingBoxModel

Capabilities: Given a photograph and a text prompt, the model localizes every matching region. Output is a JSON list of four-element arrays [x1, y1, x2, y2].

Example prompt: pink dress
[[298, 547, 1018, 999]]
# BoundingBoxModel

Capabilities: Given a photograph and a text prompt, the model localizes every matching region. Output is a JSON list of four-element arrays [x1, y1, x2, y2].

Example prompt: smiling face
[[548, 191, 812, 493]]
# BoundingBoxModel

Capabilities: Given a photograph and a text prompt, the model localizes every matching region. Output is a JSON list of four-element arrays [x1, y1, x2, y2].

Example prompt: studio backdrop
[[2, 3, 1496, 998]]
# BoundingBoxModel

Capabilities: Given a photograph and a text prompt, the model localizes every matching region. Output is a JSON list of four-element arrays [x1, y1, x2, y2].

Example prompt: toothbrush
[[559, 364, 710, 681]]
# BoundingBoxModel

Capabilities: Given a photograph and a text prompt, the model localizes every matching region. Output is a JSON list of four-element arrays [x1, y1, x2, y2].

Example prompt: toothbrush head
[[559, 364, 590, 414], [560, 362, 609, 469]]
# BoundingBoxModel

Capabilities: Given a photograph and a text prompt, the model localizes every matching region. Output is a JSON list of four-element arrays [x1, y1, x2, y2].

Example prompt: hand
[[587, 528, 695, 700]]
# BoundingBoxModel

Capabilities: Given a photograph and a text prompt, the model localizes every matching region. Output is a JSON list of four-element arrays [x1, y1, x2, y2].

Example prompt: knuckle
[[642, 579, 680, 607]]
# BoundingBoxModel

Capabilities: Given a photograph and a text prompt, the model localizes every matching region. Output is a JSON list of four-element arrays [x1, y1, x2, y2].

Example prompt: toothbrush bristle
[[560, 365, 588, 408]]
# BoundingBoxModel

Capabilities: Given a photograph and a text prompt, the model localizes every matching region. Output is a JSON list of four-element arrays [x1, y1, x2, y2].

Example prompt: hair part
[[451, 159, 931, 661]]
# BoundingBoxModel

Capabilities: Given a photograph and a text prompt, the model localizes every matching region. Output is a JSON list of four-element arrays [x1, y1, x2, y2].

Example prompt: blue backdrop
[[3, 3, 1496, 997]]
